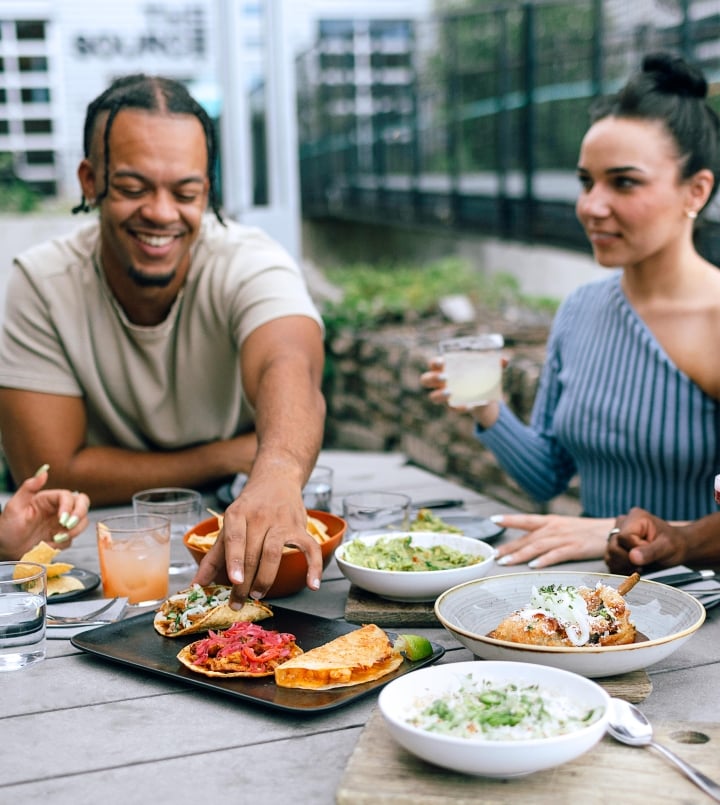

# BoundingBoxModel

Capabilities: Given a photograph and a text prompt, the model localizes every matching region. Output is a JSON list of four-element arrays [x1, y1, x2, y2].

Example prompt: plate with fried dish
[[435, 571, 706, 678], [71, 606, 444, 712]]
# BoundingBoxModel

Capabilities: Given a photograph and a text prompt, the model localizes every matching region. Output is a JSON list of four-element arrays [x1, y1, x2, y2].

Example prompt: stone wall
[[322, 319, 582, 516]]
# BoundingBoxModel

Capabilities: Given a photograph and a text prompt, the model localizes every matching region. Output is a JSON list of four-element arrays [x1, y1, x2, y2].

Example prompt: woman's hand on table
[[0, 467, 90, 559], [492, 513, 615, 568]]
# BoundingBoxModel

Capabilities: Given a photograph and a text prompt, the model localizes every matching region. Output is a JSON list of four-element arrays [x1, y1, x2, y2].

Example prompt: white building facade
[[0, 0, 305, 253]]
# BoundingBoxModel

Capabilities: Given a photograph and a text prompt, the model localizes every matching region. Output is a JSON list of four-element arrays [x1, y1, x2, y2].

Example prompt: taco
[[153, 583, 272, 638], [274, 624, 403, 690], [177, 621, 303, 677]]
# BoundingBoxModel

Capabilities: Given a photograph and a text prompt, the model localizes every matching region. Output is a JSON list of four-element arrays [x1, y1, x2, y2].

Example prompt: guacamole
[[409, 508, 463, 534], [344, 535, 485, 572]]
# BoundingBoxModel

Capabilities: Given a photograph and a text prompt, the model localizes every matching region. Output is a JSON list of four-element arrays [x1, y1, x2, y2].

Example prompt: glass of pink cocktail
[[97, 514, 171, 606]]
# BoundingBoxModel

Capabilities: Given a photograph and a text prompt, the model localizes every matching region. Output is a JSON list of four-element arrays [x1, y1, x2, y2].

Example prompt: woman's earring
[[686, 209, 698, 220]]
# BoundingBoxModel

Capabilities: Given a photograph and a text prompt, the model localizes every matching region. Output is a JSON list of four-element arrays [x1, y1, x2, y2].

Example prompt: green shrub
[[0, 153, 40, 212], [320, 257, 558, 330]]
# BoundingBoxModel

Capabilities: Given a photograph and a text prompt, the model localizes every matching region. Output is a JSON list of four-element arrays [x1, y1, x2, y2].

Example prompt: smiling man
[[0, 75, 326, 601]]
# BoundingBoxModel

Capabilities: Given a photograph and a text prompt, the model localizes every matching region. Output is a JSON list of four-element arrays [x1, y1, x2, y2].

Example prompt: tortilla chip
[[45, 562, 75, 578], [187, 515, 331, 554], [13, 541, 75, 581], [187, 531, 219, 549], [48, 575, 85, 596], [306, 516, 330, 542], [20, 541, 60, 564]]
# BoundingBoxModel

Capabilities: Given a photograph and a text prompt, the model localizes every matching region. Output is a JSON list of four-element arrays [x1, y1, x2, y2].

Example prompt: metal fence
[[296, 0, 720, 264]]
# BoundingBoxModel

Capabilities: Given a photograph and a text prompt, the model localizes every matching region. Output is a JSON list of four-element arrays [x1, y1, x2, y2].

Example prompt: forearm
[[247, 358, 326, 490], [28, 433, 258, 506], [475, 404, 576, 501], [677, 514, 720, 568]]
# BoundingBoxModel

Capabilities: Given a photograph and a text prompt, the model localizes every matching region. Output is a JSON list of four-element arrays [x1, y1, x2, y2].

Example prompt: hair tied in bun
[[642, 52, 707, 99]]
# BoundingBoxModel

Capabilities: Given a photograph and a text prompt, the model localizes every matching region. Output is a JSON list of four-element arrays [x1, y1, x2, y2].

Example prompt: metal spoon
[[607, 698, 720, 802]]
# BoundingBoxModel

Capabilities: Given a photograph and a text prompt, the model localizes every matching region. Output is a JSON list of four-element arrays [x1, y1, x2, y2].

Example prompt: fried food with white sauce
[[488, 581, 636, 647]]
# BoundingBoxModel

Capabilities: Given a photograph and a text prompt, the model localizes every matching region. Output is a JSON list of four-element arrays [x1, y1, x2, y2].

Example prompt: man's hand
[[605, 508, 688, 573], [493, 513, 615, 568], [193, 476, 323, 604]]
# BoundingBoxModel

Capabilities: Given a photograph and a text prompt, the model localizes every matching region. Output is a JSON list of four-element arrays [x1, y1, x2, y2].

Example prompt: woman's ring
[[607, 527, 621, 543]]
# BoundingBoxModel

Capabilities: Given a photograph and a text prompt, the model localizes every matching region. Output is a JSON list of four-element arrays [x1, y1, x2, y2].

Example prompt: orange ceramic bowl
[[183, 509, 347, 598]]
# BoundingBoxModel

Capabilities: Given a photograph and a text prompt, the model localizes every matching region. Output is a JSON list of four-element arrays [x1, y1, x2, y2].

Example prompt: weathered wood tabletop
[[1, 450, 718, 805]]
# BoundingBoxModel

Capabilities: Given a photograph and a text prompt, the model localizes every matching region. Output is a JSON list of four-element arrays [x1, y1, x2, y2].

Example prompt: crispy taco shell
[[177, 639, 303, 678], [274, 623, 403, 690], [153, 584, 272, 637]]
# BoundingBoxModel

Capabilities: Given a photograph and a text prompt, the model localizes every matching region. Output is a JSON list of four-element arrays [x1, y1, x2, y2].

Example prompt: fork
[[47, 597, 122, 625]]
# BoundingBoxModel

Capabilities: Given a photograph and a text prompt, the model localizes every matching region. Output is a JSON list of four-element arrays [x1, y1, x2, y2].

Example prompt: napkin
[[644, 565, 720, 610], [46, 597, 129, 639]]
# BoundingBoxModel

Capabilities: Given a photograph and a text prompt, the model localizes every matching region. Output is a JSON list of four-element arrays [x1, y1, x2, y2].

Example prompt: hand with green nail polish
[[0, 472, 91, 561]]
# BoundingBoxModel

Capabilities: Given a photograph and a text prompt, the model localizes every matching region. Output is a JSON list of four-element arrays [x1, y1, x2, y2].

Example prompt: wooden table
[[1, 450, 719, 805]]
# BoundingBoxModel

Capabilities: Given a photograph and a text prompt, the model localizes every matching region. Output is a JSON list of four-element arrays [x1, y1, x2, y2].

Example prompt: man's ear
[[77, 158, 99, 204]]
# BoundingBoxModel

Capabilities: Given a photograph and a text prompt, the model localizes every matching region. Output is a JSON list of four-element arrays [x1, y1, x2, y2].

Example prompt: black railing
[[296, 0, 720, 264]]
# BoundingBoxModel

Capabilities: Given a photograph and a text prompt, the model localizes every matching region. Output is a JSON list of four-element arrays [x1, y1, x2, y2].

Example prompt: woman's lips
[[588, 230, 621, 245]]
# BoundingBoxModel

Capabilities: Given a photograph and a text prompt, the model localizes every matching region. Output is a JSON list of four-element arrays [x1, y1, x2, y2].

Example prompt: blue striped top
[[477, 273, 720, 519]]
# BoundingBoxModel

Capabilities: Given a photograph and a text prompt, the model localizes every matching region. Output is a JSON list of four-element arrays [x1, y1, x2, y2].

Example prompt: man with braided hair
[[0, 74, 327, 603]]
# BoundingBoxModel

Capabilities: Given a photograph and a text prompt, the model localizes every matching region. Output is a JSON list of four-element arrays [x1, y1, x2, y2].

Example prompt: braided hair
[[73, 74, 224, 223], [590, 52, 720, 210]]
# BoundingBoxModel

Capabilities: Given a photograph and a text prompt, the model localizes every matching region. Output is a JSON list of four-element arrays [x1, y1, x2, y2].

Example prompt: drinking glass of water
[[132, 487, 203, 576], [303, 465, 334, 512], [0, 561, 47, 671], [342, 491, 411, 540]]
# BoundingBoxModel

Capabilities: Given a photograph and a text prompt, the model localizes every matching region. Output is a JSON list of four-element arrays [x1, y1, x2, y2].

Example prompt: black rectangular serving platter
[[71, 606, 444, 713]]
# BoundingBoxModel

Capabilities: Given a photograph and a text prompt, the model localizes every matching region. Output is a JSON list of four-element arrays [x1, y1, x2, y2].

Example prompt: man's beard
[[126, 264, 177, 288]]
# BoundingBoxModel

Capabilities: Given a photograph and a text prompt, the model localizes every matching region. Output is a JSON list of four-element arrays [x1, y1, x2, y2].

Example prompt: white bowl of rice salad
[[378, 660, 609, 777]]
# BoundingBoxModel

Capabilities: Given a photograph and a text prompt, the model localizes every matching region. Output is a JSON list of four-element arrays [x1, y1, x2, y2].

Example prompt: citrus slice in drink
[[393, 634, 433, 661]]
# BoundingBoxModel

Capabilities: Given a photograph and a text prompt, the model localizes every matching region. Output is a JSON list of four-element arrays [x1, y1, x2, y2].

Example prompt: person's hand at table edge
[[605, 508, 720, 574], [491, 513, 615, 568]]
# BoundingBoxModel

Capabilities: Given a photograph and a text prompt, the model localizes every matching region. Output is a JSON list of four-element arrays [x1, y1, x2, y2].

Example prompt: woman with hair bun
[[421, 52, 720, 568]]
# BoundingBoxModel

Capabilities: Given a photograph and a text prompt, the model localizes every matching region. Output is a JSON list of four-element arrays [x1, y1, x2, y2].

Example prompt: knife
[[649, 569, 717, 587], [411, 499, 465, 510]]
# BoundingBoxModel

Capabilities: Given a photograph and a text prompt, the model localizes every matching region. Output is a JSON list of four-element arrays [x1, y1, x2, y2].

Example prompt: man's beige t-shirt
[[0, 216, 323, 451]]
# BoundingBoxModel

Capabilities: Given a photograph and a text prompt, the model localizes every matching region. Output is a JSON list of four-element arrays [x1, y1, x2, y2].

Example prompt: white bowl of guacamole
[[335, 531, 496, 601]]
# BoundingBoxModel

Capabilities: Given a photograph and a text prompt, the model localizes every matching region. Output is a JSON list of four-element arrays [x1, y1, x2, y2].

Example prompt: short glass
[[341, 491, 411, 539], [302, 465, 334, 512], [0, 561, 47, 671], [132, 488, 203, 575], [97, 514, 171, 606], [439, 333, 504, 408]]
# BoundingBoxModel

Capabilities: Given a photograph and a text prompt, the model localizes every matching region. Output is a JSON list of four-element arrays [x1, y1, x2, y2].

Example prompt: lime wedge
[[394, 634, 433, 661]]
